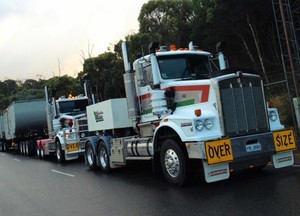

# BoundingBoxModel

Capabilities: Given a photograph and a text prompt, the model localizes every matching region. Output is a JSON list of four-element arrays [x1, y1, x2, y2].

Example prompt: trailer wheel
[[85, 142, 97, 170], [56, 141, 65, 163], [160, 139, 187, 186], [0, 142, 5, 152], [24, 141, 29, 156], [20, 142, 24, 155], [98, 142, 110, 172], [3, 142, 7, 152], [36, 143, 41, 159]]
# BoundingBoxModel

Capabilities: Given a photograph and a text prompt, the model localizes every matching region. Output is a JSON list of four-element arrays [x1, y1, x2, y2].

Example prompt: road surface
[[0, 152, 299, 216]]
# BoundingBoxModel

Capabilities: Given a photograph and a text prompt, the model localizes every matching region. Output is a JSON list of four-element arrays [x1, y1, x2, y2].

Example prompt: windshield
[[157, 54, 211, 80], [58, 99, 88, 114]]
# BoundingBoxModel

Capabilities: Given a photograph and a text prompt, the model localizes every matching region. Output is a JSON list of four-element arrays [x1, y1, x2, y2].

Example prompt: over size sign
[[205, 138, 233, 165]]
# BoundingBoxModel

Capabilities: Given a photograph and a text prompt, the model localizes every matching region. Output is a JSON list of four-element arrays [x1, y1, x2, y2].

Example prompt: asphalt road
[[0, 151, 300, 216]]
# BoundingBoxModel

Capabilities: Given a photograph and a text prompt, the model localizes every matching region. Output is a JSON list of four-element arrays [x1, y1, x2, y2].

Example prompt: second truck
[[0, 88, 88, 162]]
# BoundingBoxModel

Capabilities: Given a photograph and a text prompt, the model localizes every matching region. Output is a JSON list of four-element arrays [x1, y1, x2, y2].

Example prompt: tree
[[45, 75, 82, 98], [138, 0, 194, 46], [82, 52, 125, 101]]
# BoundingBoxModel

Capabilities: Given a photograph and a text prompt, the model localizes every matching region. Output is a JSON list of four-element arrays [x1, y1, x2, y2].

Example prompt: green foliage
[[8, 89, 45, 102], [0, 79, 45, 110], [138, 0, 194, 46], [45, 75, 82, 98], [82, 52, 124, 101], [268, 93, 294, 128]]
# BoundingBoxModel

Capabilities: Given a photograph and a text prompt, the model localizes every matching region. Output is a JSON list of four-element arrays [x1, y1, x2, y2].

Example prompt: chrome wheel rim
[[41, 147, 44, 158], [56, 145, 61, 160], [36, 146, 40, 157], [25, 142, 29, 155], [87, 146, 94, 166], [100, 148, 107, 168], [164, 149, 180, 178]]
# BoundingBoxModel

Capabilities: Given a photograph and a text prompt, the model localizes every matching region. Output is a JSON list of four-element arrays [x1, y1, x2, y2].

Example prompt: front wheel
[[56, 141, 65, 163], [85, 142, 96, 169], [160, 139, 188, 186], [97, 142, 110, 172]]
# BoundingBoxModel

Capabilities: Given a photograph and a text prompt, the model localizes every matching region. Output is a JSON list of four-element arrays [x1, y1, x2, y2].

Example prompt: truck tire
[[1, 141, 7, 152], [85, 142, 97, 169], [36, 143, 41, 159], [26, 141, 33, 156], [98, 141, 110, 172], [24, 141, 29, 156], [3, 142, 7, 152], [40, 144, 47, 160], [160, 139, 188, 186], [20, 141, 24, 155], [0, 142, 4, 152], [56, 141, 65, 163]]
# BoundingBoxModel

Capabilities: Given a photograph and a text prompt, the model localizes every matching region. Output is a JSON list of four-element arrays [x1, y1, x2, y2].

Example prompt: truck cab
[[36, 90, 89, 162]]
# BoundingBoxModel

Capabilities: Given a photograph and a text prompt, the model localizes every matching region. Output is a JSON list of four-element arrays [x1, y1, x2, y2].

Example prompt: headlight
[[65, 133, 75, 139], [269, 111, 277, 121], [80, 132, 86, 138], [195, 120, 204, 131], [204, 119, 213, 130]]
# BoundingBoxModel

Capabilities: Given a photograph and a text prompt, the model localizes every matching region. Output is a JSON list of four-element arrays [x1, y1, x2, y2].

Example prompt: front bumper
[[187, 129, 296, 165]]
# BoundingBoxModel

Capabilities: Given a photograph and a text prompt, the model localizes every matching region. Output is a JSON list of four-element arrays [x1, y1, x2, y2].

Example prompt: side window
[[143, 64, 153, 88]]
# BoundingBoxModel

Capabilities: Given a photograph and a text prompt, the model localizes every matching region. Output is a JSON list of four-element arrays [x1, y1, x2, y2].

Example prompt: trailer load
[[0, 99, 47, 154]]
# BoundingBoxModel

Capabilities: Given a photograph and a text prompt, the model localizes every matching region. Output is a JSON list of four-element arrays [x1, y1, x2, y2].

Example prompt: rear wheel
[[0, 142, 5, 152], [56, 141, 65, 163], [20, 142, 24, 155], [85, 142, 96, 169], [98, 142, 110, 172], [36, 142, 41, 159], [160, 139, 188, 186], [24, 141, 29, 156]]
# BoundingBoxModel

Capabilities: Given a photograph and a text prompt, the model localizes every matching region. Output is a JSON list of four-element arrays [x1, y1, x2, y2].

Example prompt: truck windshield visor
[[58, 99, 88, 113]]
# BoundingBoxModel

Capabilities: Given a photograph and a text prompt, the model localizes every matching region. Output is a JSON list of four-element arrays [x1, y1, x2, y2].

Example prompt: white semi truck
[[81, 41, 297, 185], [35, 87, 88, 162], [0, 88, 89, 163]]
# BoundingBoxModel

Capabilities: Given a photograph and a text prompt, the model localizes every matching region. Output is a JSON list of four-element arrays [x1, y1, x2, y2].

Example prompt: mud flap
[[202, 161, 230, 183], [272, 150, 294, 168], [65, 153, 78, 161]]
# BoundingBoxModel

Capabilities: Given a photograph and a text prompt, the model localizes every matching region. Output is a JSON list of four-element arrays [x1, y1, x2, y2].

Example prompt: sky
[[0, 0, 148, 81]]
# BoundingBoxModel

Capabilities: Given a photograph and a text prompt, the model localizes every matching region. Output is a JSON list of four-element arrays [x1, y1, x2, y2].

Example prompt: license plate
[[273, 129, 297, 152], [246, 143, 262, 153], [205, 138, 233, 165], [66, 143, 79, 152]]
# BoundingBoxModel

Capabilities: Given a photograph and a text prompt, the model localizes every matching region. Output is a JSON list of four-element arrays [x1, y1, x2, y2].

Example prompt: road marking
[[51, 169, 75, 177], [13, 158, 21, 162]]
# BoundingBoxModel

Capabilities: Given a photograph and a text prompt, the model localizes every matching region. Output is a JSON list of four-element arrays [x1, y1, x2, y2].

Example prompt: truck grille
[[219, 74, 269, 136]]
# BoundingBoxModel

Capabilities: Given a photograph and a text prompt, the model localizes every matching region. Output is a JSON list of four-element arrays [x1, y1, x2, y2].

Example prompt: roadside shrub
[[268, 93, 293, 128]]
